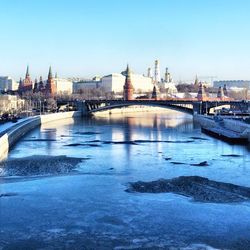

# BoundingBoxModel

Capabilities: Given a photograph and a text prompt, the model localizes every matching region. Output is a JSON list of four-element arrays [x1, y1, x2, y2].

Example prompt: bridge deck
[[80, 99, 249, 115]]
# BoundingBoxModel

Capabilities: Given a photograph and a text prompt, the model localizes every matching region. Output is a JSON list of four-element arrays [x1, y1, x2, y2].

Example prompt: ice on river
[[0, 155, 85, 177]]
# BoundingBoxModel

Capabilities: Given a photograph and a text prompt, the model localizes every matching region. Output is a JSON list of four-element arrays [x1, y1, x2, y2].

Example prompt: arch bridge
[[77, 99, 249, 116]]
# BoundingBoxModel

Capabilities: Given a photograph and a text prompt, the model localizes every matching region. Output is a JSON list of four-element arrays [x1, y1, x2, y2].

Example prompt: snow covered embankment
[[0, 111, 81, 161]]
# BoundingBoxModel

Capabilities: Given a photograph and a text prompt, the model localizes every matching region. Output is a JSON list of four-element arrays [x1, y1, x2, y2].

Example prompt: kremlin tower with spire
[[18, 65, 33, 94], [123, 64, 134, 101], [197, 83, 208, 101], [46, 66, 57, 96]]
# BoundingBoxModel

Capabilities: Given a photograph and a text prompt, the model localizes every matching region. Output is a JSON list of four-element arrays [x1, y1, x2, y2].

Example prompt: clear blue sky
[[1, 0, 250, 81]]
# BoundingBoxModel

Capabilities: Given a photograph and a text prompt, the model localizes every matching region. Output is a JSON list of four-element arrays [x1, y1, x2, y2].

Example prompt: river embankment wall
[[0, 111, 81, 161], [194, 114, 250, 142]]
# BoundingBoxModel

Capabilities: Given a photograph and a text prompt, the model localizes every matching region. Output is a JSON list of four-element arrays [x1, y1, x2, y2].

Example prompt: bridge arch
[[85, 101, 194, 115], [79, 99, 247, 116]]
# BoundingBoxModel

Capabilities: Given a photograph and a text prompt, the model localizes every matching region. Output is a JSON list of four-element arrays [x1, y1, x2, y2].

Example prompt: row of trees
[[17, 88, 117, 114], [176, 83, 250, 100]]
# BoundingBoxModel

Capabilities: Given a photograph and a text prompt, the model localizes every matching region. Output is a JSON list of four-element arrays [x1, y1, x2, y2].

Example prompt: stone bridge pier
[[192, 102, 203, 115], [77, 101, 90, 116]]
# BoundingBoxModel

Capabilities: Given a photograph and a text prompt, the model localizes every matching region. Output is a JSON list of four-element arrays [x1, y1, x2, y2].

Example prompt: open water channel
[[0, 110, 250, 249]]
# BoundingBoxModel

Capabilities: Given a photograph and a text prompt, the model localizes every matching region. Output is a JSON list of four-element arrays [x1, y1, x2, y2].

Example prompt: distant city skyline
[[1, 0, 250, 81]]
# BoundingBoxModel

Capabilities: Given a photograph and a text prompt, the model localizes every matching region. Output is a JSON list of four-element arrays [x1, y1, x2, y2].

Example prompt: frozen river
[[1, 110, 250, 249]]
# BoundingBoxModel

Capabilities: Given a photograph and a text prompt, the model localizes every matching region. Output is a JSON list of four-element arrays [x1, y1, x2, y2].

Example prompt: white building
[[100, 73, 153, 93], [229, 86, 249, 93], [73, 73, 154, 94], [0, 94, 24, 114], [0, 76, 19, 91], [99, 73, 125, 92], [157, 82, 178, 95], [54, 78, 73, 94], [132, 73, 154, 93], [73, 77, 101, 93], [155, 67, 178, 96]]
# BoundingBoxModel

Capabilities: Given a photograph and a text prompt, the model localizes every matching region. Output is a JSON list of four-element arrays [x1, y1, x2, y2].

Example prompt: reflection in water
[[89, 111, 194, 159], [96, 111, 193, 129], [39, 119, 75, 154], [124, 117, 133, 159]]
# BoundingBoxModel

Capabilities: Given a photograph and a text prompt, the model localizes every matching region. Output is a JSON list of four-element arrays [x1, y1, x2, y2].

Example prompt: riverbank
[[0, 111, 81, 161], [194, 114, 250, 143]]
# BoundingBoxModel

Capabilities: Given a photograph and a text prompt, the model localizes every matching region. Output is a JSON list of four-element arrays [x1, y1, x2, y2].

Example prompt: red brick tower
[[123, 64, 134, 101], [18, 66, 33, 93], [197, 83, 207, 101], [46, 66, 57, 96]]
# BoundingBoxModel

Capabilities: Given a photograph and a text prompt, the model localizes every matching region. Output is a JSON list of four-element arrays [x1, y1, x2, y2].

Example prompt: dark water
[[1, 110, 250, 249]]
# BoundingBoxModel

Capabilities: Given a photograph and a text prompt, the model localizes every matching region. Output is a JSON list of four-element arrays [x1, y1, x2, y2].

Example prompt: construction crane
[[178, 76, 218, 85], [198, 76, 218, 86]]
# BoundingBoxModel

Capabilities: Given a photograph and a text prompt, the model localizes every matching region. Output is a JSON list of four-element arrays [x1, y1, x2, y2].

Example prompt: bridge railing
[[84, 97, 240, 103]]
